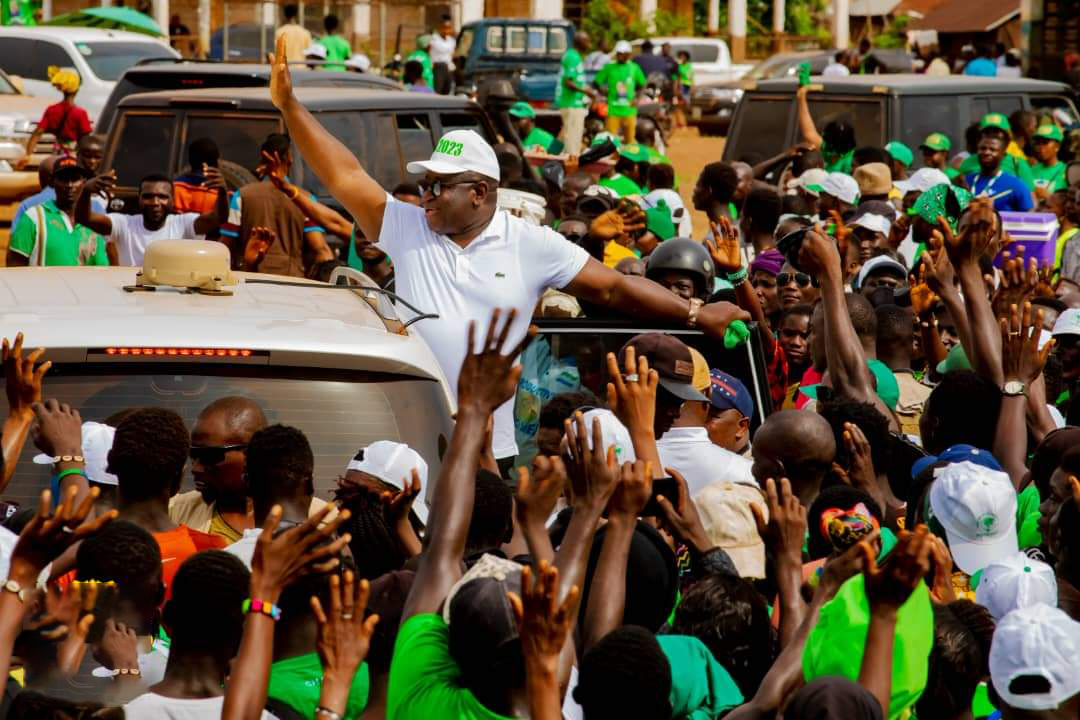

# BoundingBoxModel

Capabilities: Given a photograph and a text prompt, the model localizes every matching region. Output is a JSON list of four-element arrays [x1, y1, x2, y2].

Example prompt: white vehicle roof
[[0, 26, 171, 44], [0, 267, 451, 390], [634, 37, 731, 47]]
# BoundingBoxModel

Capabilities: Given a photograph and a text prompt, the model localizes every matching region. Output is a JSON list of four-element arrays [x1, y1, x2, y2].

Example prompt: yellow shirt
[[274, 23, 312, 62], [1006, 140, 1027, 161], [603, 240, 637, 268]]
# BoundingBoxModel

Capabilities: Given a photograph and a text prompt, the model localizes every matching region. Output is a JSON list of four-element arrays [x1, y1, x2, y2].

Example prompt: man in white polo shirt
[[269, 36, 749, 464]]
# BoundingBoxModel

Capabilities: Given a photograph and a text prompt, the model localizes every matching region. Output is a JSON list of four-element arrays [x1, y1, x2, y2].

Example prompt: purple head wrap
[[749, 249, 785, 277]]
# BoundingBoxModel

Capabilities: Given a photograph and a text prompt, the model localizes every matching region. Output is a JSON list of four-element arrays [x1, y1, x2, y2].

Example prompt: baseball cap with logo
[[53, 155, 92, 179], [854, 163, 893, 197], [346, 440, 430, 523], [709, 369, 754, 419], [928, 460, 1018, 575], [508, 101, 536, 119], [33, 421, 116, 486], [576, 408, 637, 464], [976, 552, 1058, 621], [694, 482, 767, 578], [618, 143, 651, 163], [919, 132, 952, 152], [989, 604, 1080, 711], [619, 333, 708, 403], [1052, 308, 1080, 337], [885, 141, 914, 168], [980, 112, 1012, 136], [406, 129, 500, 182], [1033, 124, 1064, 143], [910, 443, 1002, 479], [820, 172, 860, 205]]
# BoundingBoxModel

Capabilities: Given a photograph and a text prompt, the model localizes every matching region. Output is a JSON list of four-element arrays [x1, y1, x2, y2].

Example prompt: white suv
[[0, 241, 455, 507], [0, 26, 177, 125]]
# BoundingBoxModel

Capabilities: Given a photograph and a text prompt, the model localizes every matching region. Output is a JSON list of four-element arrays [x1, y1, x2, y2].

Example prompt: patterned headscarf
[[909, 183, 973, 233]]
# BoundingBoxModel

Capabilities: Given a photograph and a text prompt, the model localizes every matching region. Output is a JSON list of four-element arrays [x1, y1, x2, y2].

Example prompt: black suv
[[100, 86, 496, 213], [96, 60, 402, 135], [723, 74, 1079, 165]]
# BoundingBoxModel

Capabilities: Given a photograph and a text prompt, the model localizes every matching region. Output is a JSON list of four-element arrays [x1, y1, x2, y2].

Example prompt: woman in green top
[[1031, 123, 1068, 202], [795, 85, 856, 173]]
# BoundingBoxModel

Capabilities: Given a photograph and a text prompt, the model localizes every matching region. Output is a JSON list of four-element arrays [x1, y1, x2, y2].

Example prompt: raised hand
[[83, 170, 117, 199], [202, 165, 227, 191], [860, 524, 932, 612], [310, 570, 379, 715], [705, 215, 742, 274], [515, 456, 567, 528], [269, 34, 295, 110], [909, 265, 938, 319], [458, 308, 536, 416], [607, 459, 653, 518], [3, 333, 49, 420], [991, 252, 1039, 318], [507, 560, 580, 674], [828, 209, 852, 262], [95, 618, 140, 675], [842, 422, 878, 497], [9, 486, 115, 583], [921, 232, 956, 296], [563, 412, 620, 511], [655, 467, 713, 555], [605, 346, 657, 438], [589, 205, 646, 243], [818, 529, 878, 601], [255, 150, 289, 189], [31, 399, 82, 459], [249, 504, 351, 601], [796, 225, 842, 281], [926, 535, 956, 605], [941, 198, 995, 265], [750, 477, 807, 565], [53, 580, 99, 674], [696, 301, 752, 339], [243, 226, 275, 270], [1001, 301, 1053, 386]]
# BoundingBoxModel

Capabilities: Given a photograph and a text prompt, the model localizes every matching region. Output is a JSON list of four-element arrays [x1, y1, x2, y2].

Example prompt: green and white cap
[[928, 460, 1017, 575], [920, 132, 952, 152], [1033, 123, 1064, 143], [407, 129, 500, 182]]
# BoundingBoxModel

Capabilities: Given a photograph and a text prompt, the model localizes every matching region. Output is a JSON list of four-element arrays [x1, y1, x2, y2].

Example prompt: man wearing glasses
[[269, 37, 749, 468]]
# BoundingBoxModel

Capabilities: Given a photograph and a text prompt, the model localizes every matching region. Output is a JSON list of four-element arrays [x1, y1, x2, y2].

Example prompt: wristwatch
[[1002, 380, 1026, 397], [2, 579, 26, 603], [686, 297, 704, 328]]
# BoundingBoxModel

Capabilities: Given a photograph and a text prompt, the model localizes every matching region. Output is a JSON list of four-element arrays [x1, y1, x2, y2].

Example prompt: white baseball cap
[[345, 53, 371, 71], [990, 603, 1080, 711], [567, 408, 636, 465], [790, 168, 828, 196], [33, 421, 117, 486], [1052, 308, 1080, 337], [976, 552, 1058, 621], [820, 172, 860, 205], [896, 167, 951, 195], [346, 441, 430, 523], [855, 255, 907, 290], [304, 43, 327, 60], [406, 129, 500, 182], [850, 212, 892, 237], [614, 40, 633, 54], [928, 460, 1018, 575], [694, 482, 767, 578]]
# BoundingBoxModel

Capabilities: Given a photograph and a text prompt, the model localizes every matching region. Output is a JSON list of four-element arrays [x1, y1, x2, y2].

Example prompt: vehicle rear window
[[183, 114, 281, 174], [300, 111, 401, 194], [439, 112, 484, 136], [971, 95, 1023, 121], [1031, 95, 1079, 126], [671, 44, 719, 63], [396, 113, 435, 168], [900, 96, 957, 154], [728, 97, 791, 163], [76, 42, 175, 81], [527, 27, 546, 54], [808, 97, 884, 149], [111, 113, 175, 187]]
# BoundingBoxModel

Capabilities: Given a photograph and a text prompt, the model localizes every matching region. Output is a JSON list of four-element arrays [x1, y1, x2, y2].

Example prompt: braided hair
[[334, 485, 407, 580]]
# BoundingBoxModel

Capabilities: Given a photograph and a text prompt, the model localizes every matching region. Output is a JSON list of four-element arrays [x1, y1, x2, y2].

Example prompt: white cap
[[1052, 308, 1080, 337], [899, 167, 951, 195], [33, 421, 117, 486], [406, 129, 500, 182], [614, 40, 633, 54], [820, 172, 860, 205], [851, 212, 892, 237], [304, 43, 327, 60], [976, 552, 1058, 621], [990, 604, 1080, 711], [568, 408, 636, 465], [693, 482, 767, 578], [346, 441, 430, 523], [929, 460, 1018, 575], [787, 168, 828, 196], [345, 53, 371, 71], [855, 255, 908, 290]]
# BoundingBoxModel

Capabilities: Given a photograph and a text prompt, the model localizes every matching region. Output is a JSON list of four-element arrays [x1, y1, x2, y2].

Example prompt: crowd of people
[[4, 20, 1080, 720]]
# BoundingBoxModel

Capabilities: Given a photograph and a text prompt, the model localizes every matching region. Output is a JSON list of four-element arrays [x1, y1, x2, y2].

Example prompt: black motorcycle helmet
[[645, 237, 716, 301]]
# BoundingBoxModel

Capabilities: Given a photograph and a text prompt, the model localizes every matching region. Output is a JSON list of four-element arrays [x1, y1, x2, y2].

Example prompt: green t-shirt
[[595, 60, 647, 118], [269, 652, 370, 719], [957, 153, 1036, 191], [659, 635, 744, 718], [1031, 161, 1067, 193], [387, 614, 513, 720], [1016, 483, 1042, 550], [677, 61, 694, 87], [320, 34, 352, 71], [10, 200, 108, 267], [556, 47, 586, 109], [599, 172, 644, 197], [822, 144, 854, 174], [405, 50, 435, 89], [522, 126, 556, 152]]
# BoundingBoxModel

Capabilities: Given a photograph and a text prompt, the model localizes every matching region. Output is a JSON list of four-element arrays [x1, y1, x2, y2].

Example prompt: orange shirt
[[154, 525, 226, 599]]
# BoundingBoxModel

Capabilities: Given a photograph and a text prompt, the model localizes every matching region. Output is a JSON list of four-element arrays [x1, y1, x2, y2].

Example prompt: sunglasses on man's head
[[777, 272, 812, 288], [189, 444, 246, 466]]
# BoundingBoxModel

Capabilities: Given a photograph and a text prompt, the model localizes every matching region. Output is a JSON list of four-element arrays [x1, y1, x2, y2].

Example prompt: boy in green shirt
[[1031, 123, 1068, 202], [508, 101, 555, 152], [595, 40, 647, 144], [7, 156, 107, 267], [556, 32, 595, 154], [319, 14, 351, 71]]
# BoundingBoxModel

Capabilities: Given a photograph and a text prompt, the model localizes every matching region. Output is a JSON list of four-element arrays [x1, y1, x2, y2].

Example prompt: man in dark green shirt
[[509, 101, 555, 153]]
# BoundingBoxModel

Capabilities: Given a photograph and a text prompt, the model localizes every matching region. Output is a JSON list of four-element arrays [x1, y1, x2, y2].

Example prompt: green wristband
[[723, 320, 751, 349], [726, 267, 748, 285]]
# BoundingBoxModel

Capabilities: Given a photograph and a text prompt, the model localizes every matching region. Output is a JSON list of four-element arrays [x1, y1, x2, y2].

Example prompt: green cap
[[909, 183, 973, 234], [936, 344, 972, 375], [979, 112, 1012, 136], [1033, 123, 1064, 143], [803, 574, 933, 720], [801, 359, 900, 412], [885, 141, 914, 167], [508, 101, 536, 119], [920, 132, 952, 152], [618, 142, 651, 163], [591, 131, 622, 149], [644, 199, 675, 241]]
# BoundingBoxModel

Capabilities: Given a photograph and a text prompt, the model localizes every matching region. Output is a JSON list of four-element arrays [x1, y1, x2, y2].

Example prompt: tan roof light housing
[[130, 239, 237, 295]]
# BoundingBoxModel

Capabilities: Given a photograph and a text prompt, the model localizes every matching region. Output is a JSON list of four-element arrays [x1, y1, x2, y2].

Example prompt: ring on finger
[[624, 373, 640, 383], [342, 613, 353, 620]]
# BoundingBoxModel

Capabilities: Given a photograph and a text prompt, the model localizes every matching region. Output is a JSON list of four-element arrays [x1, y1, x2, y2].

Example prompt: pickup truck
[[454, 18, 579, 104], [631, 37, 754, 86]]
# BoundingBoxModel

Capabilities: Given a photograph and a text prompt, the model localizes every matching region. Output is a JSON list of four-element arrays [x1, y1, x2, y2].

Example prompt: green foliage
[[874, 14, 911, 49], [582, 0, 688, 48], [652, 9, 689, 36], [687, 0, 830, 45]]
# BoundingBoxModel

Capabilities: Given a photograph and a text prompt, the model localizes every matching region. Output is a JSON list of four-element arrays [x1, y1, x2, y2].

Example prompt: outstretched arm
[[193, 166, 229, 236], [75, 172, 115, 237], [270, 34, 387, 243], [258, 150, 355, 241], [795, 86, 823, 150]]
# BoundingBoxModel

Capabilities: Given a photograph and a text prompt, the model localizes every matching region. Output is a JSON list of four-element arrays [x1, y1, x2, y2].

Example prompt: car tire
[[219, 160, 258, 191]]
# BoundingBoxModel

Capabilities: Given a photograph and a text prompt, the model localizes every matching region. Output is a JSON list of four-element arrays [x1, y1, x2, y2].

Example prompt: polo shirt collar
[[439, 209, 508, 253], [659, 426, 710, 443], [42, 199, 75, 232]]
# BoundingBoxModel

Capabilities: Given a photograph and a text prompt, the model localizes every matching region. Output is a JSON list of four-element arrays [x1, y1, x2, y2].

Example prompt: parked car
[[0, 245, 455, 509], [0, 27, 178, 123], [630, 37, 754, 86], [454, 18, 577, 104], [723, 75, 1080, 168], [97, 60, 401, 135], [691, 49, 834, 136], [100, 86, 497, 212]]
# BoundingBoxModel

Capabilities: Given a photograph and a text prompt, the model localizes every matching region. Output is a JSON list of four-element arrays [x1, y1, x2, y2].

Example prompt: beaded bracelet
[[315, 708, 342, 720], [726, 267, 749, 285], [242, 598, 282, 621]]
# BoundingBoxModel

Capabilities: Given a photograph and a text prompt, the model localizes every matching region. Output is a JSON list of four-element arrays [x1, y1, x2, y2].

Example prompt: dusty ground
[[666, 126, 726, 239]]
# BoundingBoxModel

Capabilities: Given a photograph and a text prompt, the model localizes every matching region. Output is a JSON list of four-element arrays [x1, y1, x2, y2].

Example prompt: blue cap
[[709, 370, 754, 420], [910, 444, 1002, 479]]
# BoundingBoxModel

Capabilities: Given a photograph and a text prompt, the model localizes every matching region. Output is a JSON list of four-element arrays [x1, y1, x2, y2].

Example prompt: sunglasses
[[189, 444, 246, 466], [777, 272, 812, 288], [418, 178, 476, 198]]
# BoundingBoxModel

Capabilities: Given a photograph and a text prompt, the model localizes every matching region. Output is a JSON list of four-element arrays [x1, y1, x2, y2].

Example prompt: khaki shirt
[[169, 490, 337, 541]]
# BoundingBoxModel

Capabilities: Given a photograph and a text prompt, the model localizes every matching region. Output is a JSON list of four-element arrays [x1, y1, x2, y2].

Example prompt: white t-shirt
[[429, 33, 456, 65], [124, 693, 277, 719], [107, 212, 201, 267], [656, 426, 756, 496], [378, 199, 590, 458]]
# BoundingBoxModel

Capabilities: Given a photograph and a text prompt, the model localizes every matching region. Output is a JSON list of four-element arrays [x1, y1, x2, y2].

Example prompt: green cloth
[[972, 682, 997, 718], [1032, 161, 1067, 193], [522, 126, 556, 152], [556, 48, 587, 109], [909, 182, 973, 233], [10, 200, 107, 267], [319, 34, 351, 71], [957, 153, 1035, 191], [269, 652, 370, 719], [599, 173, 644, 197], [645, 200, 675, 240], [802, 359, 899, 411], [936, 344, 971, 375], [595, 60, 647, 118], [803, 574, 933, 720], [677, 61, 694, 86], [724, 320, 751, 349], [1017, 483, 1043, 549], [659, 635, 744, 719], [387, 613, 513, 720], [508, 101, 536, 118], [822, 143, 854, 174], [405, 50, 434, 89]]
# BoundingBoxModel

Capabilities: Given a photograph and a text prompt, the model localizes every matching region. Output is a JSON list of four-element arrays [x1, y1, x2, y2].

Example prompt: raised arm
[[270, 35, 387, 242], [259, 150, 354, 240], [401, 309, 535, 622], [795, 86, 823, 150], [1, 334, 49, 494], [707, 216, 775, 350], [192, 165, 230, 236], [75, 172, 115, 237]]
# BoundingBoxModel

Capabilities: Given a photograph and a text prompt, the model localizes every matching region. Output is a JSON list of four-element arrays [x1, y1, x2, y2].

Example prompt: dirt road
[[666, 127, 726, 239]]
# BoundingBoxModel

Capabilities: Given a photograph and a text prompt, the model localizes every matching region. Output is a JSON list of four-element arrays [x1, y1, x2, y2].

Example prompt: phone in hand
[[641, 477, 680, 517], [777, 226, 810, 271], [798, 62, 812, 87]]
